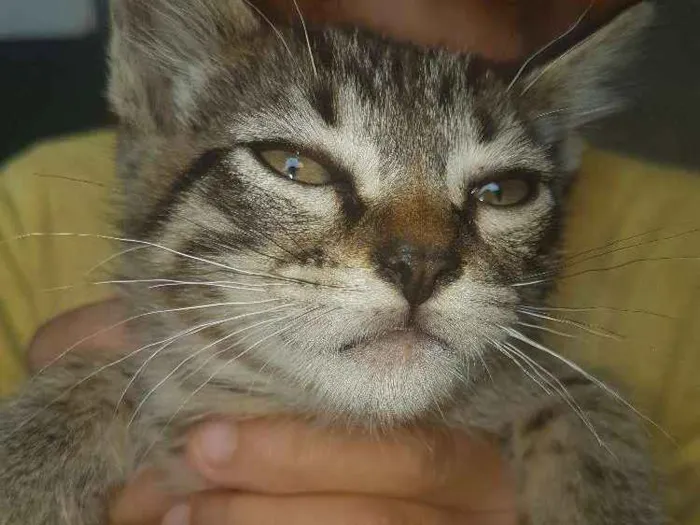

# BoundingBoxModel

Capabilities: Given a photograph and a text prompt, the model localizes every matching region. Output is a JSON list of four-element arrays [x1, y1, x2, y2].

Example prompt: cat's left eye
[[472, 178, 535, 207], [258, 149, 332, 185]]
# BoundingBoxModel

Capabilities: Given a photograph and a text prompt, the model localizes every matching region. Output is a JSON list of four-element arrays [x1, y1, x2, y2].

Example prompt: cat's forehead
[[217, 29, 550, 199], [242, 28, 517, 134]]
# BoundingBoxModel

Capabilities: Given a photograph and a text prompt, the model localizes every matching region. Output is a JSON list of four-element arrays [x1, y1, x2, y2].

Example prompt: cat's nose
[[375, 242, 459, 306]]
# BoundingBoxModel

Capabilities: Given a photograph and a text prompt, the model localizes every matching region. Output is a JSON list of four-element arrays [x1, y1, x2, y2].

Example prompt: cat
[[0, 1, 664, 523]]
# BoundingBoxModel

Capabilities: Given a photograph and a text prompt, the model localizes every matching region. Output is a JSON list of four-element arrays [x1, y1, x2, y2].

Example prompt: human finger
[[175, 492, 517, 525], [109, 468, 179, 525], [27, 298, 131, 372], [186, 418, 515, 512]]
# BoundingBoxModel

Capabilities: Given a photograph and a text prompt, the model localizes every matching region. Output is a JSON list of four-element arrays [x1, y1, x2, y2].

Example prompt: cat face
[[110, 0, 652, 423]]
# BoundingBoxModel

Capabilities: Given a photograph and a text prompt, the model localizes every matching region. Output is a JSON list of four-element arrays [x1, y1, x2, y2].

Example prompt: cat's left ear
[[108, 0, 262, 132], [515, 1, 655, 145]]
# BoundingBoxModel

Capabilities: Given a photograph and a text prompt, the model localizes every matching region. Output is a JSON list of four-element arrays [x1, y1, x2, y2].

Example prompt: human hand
[[30, 300, 516, 525]]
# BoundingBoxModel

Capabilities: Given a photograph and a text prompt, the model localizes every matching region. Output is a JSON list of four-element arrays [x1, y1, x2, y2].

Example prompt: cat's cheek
[[421, 277, 519, 347]]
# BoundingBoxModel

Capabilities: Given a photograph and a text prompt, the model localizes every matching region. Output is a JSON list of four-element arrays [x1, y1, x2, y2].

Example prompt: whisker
[[44, 277, 286, 294], [517, 308, 623, 341], [497, 106, 610, 137], [148, 280, 279, 292], [84, 246, 148, 277], [565, 227, 700, 268], [530, 107, 571, 121], [512, 255, 700, 289], [32, 172, 110, 189], [500, 325, 675, 443], [127, 308, 302, 428], [291, 0, 318, 78], [511, 223, 700, 287], [115, 303, 295, 413], [507, 1, 593, 91], [241, 0, 293, 58], [140, 306, 327, 459], [559, 256, 700, 281], [486, 337, 554, 396], [497, 339, 607, 450], [562, 222, 698, 262], [520, 304, 675, 320], [9, 320, 230, 437], [114, 321, 230, 415], [477, 353, 495, 384], [32, 298, 284, 377], [520, 11, 595, 96], [515, 321, 576, 339], [4, 232, 347, 289], [511, 277, 550, 288]]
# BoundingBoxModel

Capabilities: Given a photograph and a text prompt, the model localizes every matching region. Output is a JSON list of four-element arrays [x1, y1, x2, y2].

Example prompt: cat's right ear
[[108, 0, 261, 132], [513, 1, 655, 144]]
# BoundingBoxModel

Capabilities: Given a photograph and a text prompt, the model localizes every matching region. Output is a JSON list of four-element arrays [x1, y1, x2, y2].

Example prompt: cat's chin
[[301, 328, 464, 424], [344, 329, 448, 367]]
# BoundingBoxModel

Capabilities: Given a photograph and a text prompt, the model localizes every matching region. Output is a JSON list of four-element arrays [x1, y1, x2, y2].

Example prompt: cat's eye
[[257, 149, 332, 185], [472, 178, 534, 207]]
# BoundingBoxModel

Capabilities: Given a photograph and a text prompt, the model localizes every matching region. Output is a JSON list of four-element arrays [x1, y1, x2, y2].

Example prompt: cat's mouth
[[339, 329, 450, 364]]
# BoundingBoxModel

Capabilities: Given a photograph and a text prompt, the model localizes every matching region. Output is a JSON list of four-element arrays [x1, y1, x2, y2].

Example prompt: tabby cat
[[0, 1, 664, 523]]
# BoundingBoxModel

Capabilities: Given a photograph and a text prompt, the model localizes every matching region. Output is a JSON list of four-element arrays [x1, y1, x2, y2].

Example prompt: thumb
[[28, 298, 132, 371]]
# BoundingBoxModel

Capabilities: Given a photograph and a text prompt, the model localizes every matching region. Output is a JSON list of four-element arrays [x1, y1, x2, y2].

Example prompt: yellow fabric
[[0, 131, 698, 521], [0, 131, 116, 393]]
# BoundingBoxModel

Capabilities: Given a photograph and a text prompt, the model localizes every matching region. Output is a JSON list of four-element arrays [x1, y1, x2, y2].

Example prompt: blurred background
[[0, 0, 110, 163], [0, 0, 699, 168]]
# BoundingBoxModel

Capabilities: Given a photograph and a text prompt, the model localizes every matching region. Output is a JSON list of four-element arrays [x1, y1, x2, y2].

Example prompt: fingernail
[[196, 421, 238, 465], [162, 504, 190, 525]]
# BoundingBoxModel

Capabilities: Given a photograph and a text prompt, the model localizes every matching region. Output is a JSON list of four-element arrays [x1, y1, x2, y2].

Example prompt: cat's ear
[[515, 1, 655, 144], [108, 0, 261, 132]]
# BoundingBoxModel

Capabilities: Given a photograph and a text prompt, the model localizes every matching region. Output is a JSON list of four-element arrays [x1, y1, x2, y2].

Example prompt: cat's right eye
[[471, 176, 537, 208], [257, 149, 333, 186]]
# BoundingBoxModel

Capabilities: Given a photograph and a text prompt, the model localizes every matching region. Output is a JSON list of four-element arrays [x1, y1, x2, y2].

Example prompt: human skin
[[28, 1, 634, 523]]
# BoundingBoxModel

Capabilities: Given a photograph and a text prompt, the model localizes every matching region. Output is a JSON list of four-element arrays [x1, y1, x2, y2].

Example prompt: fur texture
[[0, 1, 664, 523]]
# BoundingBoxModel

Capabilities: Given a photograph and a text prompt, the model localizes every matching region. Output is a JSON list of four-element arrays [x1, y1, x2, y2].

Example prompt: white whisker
[[520, 304, 674, 320], [11, 328, 205, 437], [507, 1, 593, 91], [84, 245, 147, 277], [511, 278, 550, 288], [517, 308, 622, 341], [515, 321, 576, 339], [291, 0, 317, 78], [115, 303, 294, 413], [241, 0, 293, 58], [42, 278, 275, 294], [498, 338, 606, 449], [5, 232, 341, 288], [487, 337, 553, 396], [499, 325, 675, 443], [520, 11, 594, 96], [32, 298, 284, 377], [127, 308, 299, 428], [140, 306, 325, 459], [148, 280, 283, 292]]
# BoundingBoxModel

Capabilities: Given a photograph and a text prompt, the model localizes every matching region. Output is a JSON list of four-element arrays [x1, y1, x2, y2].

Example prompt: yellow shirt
[[1, 131, 699, 522]]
